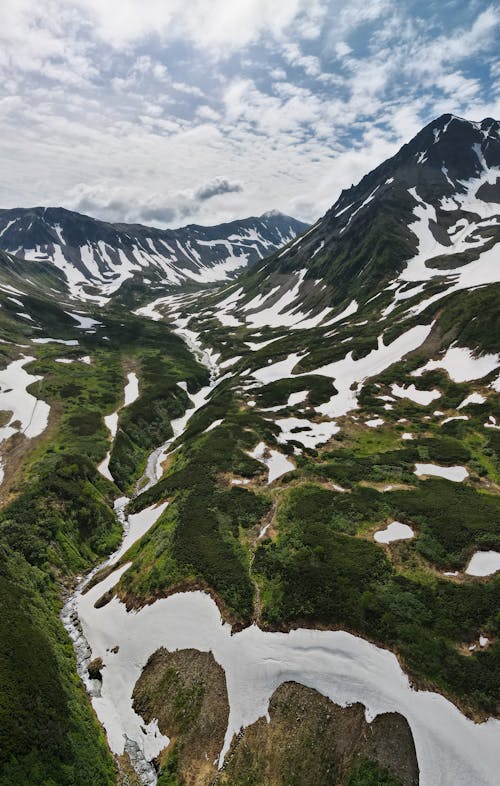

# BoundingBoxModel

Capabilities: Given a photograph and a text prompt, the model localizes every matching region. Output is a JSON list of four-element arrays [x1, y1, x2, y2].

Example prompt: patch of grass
[[122, 407, 273, 622], [157, 744, 181, 786], [256, 375, 337, 407], [390, 479, 500, 568], [253, 475, 500, 715], [348, 758, 403, 786]]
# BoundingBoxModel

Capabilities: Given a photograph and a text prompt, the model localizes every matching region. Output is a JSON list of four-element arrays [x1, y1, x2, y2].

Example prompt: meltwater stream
[[62, 325, 500, 786], [62, 324, 225, 782]]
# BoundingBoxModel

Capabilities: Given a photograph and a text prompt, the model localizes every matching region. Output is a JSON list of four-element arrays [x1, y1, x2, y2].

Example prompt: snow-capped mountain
[[2, 113, 500, 786], [0, 207, 306, 302], [200, 114, 499, 331]]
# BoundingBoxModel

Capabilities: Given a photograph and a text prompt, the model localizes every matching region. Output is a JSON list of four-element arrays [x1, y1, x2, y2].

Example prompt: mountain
[[193, 113, 499, 330], [0, 207, 307, 302], [1, 115, 500, 786]]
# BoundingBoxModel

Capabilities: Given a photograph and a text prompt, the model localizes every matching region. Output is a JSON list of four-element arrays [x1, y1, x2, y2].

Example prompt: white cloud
[[72, 0, 326, 52], [282, 43, 322, 77], [334, 41, 352, 58], [0, 0, 498, 231]]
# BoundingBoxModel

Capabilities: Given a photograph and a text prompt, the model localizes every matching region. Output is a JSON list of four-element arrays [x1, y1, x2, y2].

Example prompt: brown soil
[[132, 651, 419, 786]]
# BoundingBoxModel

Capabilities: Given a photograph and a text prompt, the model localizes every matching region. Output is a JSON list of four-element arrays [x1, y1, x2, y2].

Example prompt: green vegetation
[[434, 282, 500, 354], [348, 758, 403, 786], [157, 744, 181, 786], [109, 354, 195, 491], [0, 297, 210, 783], [253, 473, 500, 715], [0, 554, 115, 786], [122, 409, 272, 621], [1, 222, 499, 785], [298, 445, 419, 488], [122, 286, 500, 716], [1, 453, 121, 571], [256, 375, 337, 407], [104, 316, 209, 491], [391, 480, 500, 567], [154, 668, 205, 734]]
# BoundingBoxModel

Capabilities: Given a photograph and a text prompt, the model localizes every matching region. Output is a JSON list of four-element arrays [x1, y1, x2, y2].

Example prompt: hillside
[[0, 114, 499, 786]]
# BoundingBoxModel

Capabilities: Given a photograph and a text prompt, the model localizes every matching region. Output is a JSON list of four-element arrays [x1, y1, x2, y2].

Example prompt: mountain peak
[[327, 113, 500, 222], [233, 112, 500, 320]]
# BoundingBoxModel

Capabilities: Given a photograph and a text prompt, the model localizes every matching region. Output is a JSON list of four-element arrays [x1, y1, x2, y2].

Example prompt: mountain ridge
[[194, 113, 499, 332], [0, 206, 307, 302], [0, 113, 499, 786]]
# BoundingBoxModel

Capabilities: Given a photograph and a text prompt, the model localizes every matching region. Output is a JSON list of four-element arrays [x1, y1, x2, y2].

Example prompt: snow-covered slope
[[0, 208, 306, 302], [139, 114, 500, 457], [197, 114, 499, 331], [3, 114, 500, 786]]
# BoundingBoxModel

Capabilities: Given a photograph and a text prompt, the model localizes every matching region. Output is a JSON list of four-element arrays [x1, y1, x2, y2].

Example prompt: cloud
[[195, 177, 243, 201], [69, 184, 187, 226], [334, 41, 352, 58], [71, 0, 326, 52], [68, 175, 245, 227], [282, 43, 322, 77], [0, 1, 499, 230]]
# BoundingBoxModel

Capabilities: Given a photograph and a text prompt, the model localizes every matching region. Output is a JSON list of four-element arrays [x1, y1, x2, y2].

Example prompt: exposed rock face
[[87, 657, 103, 681]]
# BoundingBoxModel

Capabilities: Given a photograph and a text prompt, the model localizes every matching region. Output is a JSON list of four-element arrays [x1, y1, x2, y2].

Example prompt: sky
[[0, 0, 499, 228]]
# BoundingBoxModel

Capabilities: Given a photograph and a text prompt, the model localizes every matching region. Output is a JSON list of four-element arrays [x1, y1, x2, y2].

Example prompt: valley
[[0, 113, 499, 786]]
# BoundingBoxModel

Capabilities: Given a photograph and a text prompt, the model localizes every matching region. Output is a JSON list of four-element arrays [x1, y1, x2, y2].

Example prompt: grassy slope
[[126, 285, 500, 717], [0, 293, 207, 783], [1, 253, 499, 781]]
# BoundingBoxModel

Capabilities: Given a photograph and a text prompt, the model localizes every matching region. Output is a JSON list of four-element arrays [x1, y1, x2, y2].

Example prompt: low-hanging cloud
[[195, 177, 243, 201], [68, 177, 246, 227]]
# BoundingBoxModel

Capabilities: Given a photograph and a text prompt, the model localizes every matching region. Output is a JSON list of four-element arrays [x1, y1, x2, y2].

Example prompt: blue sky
[[0, 0, 498, 227]]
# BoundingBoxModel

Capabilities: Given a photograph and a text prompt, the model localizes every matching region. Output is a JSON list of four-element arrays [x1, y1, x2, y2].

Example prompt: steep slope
[[0, 207, 306, 303], [120, 114, 500, 736], [190, 113, 499, 330]]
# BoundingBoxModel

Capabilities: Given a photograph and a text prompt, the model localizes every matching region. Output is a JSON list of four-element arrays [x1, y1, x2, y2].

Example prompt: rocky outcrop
[[132, 648, 229, 786], [133, 649, 419, 786], [219, 681, 419, 786]]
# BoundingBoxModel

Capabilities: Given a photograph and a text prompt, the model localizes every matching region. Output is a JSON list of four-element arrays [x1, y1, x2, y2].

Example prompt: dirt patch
[[358, 480, 416, 493], [133, 648, 229, 786]]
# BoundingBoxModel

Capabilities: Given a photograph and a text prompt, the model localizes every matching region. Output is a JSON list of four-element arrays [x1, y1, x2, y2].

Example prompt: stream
[[61, 322, 500, 786]]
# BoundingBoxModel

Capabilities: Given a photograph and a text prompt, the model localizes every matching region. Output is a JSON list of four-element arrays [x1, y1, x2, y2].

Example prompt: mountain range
[[0, 113, 499, 786], [0, 207, 306, 302]]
